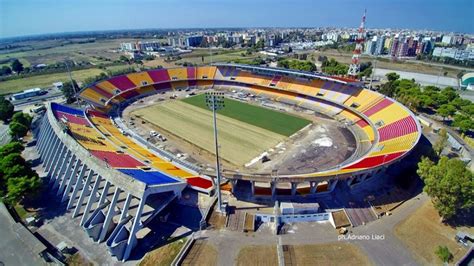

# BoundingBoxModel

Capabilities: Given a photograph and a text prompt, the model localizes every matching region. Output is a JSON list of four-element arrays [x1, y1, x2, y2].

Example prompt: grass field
[[176, 48, 264, 65], [0, 68, 105, 95], [182, 94, 311, 137], [132, 100, 288, 166], [394, 201, 473, 264], [237, 245, 278, 266], [139, 238, 186, 266]]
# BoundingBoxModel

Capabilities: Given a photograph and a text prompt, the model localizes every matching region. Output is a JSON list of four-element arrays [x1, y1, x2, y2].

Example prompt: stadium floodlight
[[205, 91, 225, 213]]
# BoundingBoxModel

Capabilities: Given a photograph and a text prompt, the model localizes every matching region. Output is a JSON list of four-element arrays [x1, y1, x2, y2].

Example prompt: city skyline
[[1, 0, 473, 38]]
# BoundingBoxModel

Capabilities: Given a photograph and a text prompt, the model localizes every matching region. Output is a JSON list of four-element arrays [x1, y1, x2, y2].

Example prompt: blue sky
[[0, 0, 473, 38]]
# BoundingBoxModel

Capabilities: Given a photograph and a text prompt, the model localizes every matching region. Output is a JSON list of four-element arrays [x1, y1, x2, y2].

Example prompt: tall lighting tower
[[205, 92, 225, 213], [348, 9, 367, 78]]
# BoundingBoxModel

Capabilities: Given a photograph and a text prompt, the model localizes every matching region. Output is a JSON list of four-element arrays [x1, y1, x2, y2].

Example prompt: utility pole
[[205, 92, 225, 213]]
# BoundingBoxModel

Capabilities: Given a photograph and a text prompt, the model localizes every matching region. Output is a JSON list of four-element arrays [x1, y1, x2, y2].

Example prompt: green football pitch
[[181, 94, 311, 137]]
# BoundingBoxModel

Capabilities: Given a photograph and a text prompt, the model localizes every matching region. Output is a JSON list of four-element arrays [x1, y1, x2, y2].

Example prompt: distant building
[[441, 35, 453, 45], [390, 38, 399, 57], [168, 36, 203, 47], [375, 35, 386, 55], [432, 47, 474, 61], [364, 36, 377, 55], [53, 82, 63, 89], [184, 35, 203, 47]]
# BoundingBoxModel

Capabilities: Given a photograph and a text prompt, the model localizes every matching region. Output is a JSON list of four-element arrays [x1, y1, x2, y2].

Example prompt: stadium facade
[[35, 64, 421, 260]]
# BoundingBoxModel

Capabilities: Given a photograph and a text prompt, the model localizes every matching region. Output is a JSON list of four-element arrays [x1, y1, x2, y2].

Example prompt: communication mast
[[347, 9, 367, 78]]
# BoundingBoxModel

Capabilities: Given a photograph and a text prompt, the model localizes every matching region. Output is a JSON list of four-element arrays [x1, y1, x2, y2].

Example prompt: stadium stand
[[76, 64, 420, 185]]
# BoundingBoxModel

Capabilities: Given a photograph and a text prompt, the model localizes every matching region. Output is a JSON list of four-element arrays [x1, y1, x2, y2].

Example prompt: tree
[[417, 157, 474, 220], [452, 114, 474, 134], [433, 128, 448, 156], [8, 112, 32, 138], [385, 72, 400, 82], [0, 97, 14, 122], [9, 122, 29, 138], [437, 104, 456, 120], [11, 59, 24, 73], [12, 112, 32, 128], [119, 55, 129, 63], [0, 150, 40, 203], [0, 66, 12, 76], [435, 246, 453, 263], [0, 142, 24, 157], [62, 80, 79, 103]]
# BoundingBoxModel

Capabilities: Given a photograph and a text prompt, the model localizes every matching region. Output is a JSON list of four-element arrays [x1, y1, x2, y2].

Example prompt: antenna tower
[[347, 9, 367, 78]]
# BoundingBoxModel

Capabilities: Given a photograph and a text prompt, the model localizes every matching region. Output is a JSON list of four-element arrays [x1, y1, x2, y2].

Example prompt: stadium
[[35, 64, 421, 261]]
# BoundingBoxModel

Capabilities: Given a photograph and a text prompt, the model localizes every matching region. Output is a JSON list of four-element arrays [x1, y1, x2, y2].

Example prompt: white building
[[432, 47, 474, 61], [441, 35, 453, 45]]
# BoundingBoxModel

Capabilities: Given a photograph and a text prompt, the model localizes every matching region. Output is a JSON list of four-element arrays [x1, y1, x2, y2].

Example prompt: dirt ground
[[181, 240, 218, 266], [132, 100, 286, 166], [290, 243, 373, 265], [394, 200, 473, 264], [123, 87, 356, 175], [236, 245, 278, 266]]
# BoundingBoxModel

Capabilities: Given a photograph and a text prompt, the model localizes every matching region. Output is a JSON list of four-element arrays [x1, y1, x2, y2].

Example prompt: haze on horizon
[[0, 0, 473, 38]]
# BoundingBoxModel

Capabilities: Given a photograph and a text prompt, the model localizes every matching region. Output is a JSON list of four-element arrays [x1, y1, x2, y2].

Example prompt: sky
[[0, 0, 473, 38]]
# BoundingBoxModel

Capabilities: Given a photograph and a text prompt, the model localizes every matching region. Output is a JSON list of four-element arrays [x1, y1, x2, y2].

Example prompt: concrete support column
[[67, 164, 87, 209], [250, 181, 255, 195], [98, 181, 111, 206], [119, 193, 132, 222], [56, 154, 76, 193], [48, 144, 66, 182], [37, 124, 51, 156], [80, 175, 102, 226], [61, 159, 81, 201], [291, 182, 297, 196], [52, 149, 71, 187], [73, 170, 94, 218], [98, 187, 121, 242], [310, 181, 317, 194], [329, 179, 338, 192], [230, 180, 237, 194], [271, 182, 277, 198], [123, 194, 147, 261], [39, 123, 52, 152], [43, 135, 59, 170]]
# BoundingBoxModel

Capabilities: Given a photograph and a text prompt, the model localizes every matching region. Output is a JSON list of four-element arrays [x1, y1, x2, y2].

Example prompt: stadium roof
[[214, 63, 365, 87]]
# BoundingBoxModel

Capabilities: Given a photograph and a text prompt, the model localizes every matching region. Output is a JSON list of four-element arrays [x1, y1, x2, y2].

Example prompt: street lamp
[[65, 59, 80, 107], [205, 92, 225, 213]]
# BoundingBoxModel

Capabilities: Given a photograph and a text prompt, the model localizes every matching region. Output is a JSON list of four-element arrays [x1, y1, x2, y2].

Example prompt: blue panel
[[118, 169, 179, 185], [51, 103, 84, 116]]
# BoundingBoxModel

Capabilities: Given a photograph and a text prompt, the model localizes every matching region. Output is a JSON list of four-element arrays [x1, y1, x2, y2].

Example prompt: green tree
[[437, 104, 456, 120], [385, 72, 400, 82], [9, 122, 29, 138], [435, 245, 453, 263], [0, 97, 14, 122], [433, 128, 448, 156], [452, 114, 474, 134], [0, 142, 24, 157], [0, 66, 12, 76], [0, 151, 40, 203], [12, 112, 32, 128], [11, 59, 24, 73], [62, 80, 79, 103], [417, 157, 474, 220]]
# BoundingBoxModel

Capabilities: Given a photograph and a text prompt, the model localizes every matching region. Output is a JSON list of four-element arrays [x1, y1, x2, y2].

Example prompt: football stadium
[[35, 64, 421, 260]]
